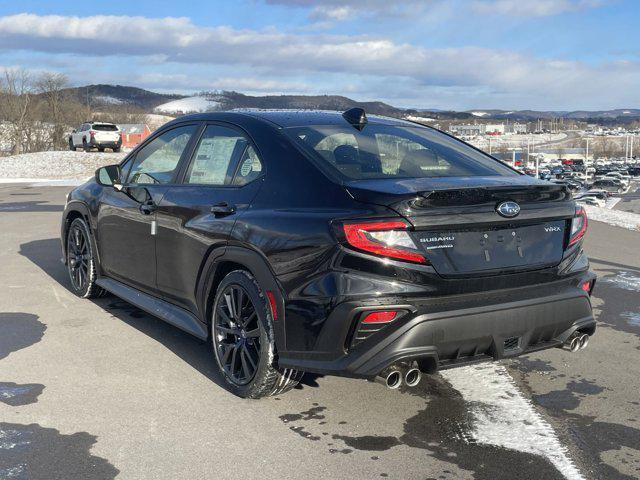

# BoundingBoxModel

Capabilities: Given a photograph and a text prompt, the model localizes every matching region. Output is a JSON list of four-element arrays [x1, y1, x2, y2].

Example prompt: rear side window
[[92, 124, 119, 131], [127, 125, 197, 185], [184, 125, 262, 186], [287, 124, 516, 180]]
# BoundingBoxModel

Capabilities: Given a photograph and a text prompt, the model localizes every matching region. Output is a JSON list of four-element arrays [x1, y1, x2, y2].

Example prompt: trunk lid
[[346, 175, 575, 276]]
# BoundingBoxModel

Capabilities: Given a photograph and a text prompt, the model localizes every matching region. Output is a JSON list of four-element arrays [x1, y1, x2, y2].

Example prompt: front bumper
[[278, 273, 596, 378]]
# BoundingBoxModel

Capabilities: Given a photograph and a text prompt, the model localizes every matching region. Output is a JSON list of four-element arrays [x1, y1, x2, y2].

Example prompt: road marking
[[443, 363, 584, 480]]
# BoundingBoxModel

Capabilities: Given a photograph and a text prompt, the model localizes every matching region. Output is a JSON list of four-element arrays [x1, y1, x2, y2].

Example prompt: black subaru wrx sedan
[[61, 109, 596, 398]]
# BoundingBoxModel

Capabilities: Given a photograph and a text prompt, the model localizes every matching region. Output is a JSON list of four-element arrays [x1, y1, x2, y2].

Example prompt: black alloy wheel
[[67, 222, 90, 292], [213, 284, 262, 385]]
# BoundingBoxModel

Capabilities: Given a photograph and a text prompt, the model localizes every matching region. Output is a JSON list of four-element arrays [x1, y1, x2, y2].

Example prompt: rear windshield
[[92, 124, 118, 131], [285, 124, 517, 180]]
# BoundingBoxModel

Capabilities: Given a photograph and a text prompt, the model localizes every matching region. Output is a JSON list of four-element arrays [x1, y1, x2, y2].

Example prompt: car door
[[73, 124, 85, 146], [155, 123, 265, 312], [96, 123, 200, 294]]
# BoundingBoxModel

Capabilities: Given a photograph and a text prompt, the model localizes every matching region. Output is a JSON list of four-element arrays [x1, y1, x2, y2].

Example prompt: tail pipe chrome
[[404, 367, 422, 387], [563, 332, 590, 352], [375, 365, 403, 389]]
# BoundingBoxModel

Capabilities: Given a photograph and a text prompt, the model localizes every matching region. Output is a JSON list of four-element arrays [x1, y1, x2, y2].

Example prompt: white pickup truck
[[69, 122, 122, 152]]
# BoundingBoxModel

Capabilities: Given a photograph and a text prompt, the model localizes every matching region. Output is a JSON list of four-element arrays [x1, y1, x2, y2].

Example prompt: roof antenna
[[342, 107, 368, 131]]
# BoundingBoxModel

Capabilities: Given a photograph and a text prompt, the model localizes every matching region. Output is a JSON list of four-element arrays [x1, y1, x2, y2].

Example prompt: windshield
[[286, 124, 517, 180]]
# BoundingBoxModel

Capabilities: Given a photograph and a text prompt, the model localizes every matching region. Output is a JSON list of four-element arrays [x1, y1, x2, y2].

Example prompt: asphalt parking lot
[[1, 184, 639, 480]]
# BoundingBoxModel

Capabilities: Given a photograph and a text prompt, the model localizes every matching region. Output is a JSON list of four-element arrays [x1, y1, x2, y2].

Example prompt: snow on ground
[[584, 205, 640, 231], [443, 364, 585, 480], [405, 115, 436, 123], [0, 151, 126, 181], [470, 111, 489, 117], [602, 271, 640, 291], [154, 95, 221, 114]]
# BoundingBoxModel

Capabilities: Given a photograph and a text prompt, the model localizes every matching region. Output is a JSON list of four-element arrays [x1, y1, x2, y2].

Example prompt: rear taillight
[[568, 206, 588, 247], [342, 220, 426, 264], [89, 130, 95, 137]]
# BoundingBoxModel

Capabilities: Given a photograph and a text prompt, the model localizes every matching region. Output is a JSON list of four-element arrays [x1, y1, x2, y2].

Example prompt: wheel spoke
[[215, 325, 236, 336], [242, 345, 257, 370], [230, 344, 239, 375], [245, 328, 260, 338], [240, 349, 251, 379], [236, 288, 244, 316], [224, 293, 236, 320], [220, 343, 233, 365], [242, 310, 257, 328]]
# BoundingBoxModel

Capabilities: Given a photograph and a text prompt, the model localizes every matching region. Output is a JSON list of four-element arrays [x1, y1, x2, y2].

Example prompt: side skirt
[[96, 277, 208, 340]]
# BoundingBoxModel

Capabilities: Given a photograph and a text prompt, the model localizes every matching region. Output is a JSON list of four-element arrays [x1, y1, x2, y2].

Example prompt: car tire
[[98, 147, 105, 152], [66, 218, 106, 299], [69, 138, 75, 151], [211, 270, 302, 398], [113, 147, 121, 153], [82, 139, 91, 152]]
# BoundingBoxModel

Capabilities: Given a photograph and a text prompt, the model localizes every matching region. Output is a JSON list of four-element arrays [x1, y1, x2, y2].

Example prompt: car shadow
[[18, 238, 320, 394]]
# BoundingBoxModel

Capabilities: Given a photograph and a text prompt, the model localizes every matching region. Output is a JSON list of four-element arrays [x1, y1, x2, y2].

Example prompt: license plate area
[[412, 221, 566, 276]]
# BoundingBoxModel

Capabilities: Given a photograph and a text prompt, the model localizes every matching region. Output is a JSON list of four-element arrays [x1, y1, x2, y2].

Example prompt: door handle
[[140, 201, 157, 215], [211, 201, 236, 217]]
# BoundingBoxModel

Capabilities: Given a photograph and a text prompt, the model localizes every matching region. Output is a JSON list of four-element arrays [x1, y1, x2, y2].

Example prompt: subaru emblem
[[496, 201, 520, 218]]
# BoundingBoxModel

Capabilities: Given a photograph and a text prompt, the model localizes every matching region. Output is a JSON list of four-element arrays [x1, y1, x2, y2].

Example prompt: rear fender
[[197, 246, 286, 349]]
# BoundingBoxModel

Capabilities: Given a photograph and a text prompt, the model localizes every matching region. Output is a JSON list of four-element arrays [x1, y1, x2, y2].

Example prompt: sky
[[0, 0, 638, 111]]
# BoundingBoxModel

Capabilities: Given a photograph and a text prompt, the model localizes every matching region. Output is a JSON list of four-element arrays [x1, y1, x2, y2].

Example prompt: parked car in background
[[576, 197, 604, 208], [69, 122, 122, 152], [591, 179, 624, 193], [60, 109, 596, 398], [574, 194, 606, 208]]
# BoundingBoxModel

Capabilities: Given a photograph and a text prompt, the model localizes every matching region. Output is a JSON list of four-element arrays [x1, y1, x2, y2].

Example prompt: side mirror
[[95, 165, 122, 188]]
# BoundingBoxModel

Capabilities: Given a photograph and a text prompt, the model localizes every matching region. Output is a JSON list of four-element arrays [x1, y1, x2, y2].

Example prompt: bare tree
[[35, 72, 70, 149], [0, 69, 34, 154]]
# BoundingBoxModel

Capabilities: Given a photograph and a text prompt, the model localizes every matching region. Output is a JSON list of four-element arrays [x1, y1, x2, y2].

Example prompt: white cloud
[[0, 12, 638, 109], [471, 0, 607, 17]]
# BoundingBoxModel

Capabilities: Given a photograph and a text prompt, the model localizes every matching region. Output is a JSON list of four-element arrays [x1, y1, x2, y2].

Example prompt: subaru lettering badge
[[496, 201, 520, 218]]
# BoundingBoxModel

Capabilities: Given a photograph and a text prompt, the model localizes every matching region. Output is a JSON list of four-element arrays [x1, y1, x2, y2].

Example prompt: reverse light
[[568, 206, 588, 247], [342, 221, 426, 264], [362, 310, 398, 324]]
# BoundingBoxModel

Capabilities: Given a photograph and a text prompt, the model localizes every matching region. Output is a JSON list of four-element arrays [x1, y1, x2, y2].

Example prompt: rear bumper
[[90, 139, 121, 148], [278, 273, 596, 377]]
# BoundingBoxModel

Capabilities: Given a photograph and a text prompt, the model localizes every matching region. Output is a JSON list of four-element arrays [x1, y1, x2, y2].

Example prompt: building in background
[[119, 124, 151, 149], [449, 122, 526, 137]]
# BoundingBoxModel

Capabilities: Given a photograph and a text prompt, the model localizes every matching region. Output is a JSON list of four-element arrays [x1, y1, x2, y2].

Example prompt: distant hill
[[58, 84, 185, 110], [59, 84, 640, 124]]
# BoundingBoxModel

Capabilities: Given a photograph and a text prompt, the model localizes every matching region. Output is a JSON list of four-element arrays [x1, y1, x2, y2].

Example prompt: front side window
[[287, 124, 517, 180], [127, 125, 197, 185], [185, 125, 262, 186]]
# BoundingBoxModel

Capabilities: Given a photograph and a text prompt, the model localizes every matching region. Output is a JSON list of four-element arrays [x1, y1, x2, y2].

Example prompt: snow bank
[[154, 95, 220, 114], [584, 205, 640, 231], [0, 151, 126, 181]]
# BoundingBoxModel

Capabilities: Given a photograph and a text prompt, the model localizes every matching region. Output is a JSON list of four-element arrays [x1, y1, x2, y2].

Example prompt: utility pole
[[585, 137, 590, 164], [488, 137, 492, 155]]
